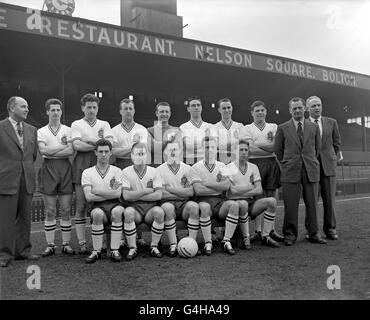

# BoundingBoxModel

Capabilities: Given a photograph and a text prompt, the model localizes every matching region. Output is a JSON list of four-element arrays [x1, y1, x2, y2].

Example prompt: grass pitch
[[1, 195, 369, 300]]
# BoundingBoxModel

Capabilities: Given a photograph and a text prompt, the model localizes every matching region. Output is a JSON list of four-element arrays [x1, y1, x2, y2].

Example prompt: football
[[177, 237, 198, 258]]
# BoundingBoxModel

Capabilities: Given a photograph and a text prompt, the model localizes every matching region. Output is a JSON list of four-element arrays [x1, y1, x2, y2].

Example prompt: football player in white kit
[[240, 100, 284, 244], [112, 98, 149, 249], [225, 139, 280, 248], [157, 139, 200, 257], [37, 99, 75, 257], [179, 96, 212, 165], [112, 98, 149, 169], [191, 136, 240, 255], [71, 93, 114, 254], [213, 98, 243, 165], [81, 139, 125, 263], [121, 142, 166, 260]]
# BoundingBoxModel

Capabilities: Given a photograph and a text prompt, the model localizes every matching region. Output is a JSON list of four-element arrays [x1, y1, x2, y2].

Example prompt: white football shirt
[[81, 165, 123, 201], [240, 122, 277, 159], [71, 118, 114, 144], [189, 160, 226, 196], [121, 165, 162, 192], [213, 120, 243, 164], [37, 124, 72, 159], [157, 161, 193, 200], [179, 120, 213, 164], [225, 161, 261, 199]]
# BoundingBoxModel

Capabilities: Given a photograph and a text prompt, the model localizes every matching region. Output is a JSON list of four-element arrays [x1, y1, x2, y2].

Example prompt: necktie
[[16, 122, 24, 149], [314, 119, 322, 137], [297, 122, 303, 146]]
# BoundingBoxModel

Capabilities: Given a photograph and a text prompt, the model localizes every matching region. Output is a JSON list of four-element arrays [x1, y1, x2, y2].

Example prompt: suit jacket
[[0, 118, 37, 195], [318, 116, 341, 177], [275, 119, 321, 183]]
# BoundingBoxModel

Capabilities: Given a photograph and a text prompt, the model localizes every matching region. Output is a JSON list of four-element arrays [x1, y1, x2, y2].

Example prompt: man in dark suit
[[307, 96, 341, 240], [275, 97, 327, 246], [0, 96, 39, 267]]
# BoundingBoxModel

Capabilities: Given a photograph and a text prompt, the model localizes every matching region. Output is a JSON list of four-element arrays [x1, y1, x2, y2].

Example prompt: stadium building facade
[[1, 2, 370, 152]]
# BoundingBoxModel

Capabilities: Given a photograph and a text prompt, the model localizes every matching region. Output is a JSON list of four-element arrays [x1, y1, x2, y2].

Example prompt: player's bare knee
[[199, 202, 211, 218], [266, 197, 277, 210], [153, 208, 165, 223], [165, 210, 176, 221], [229, 201, 239, 215], [123, 207, 136, 223], [111, 206, 124, 222], [75, 204, 86, 217], [161, 203, 174, 215], [45, 207, 57, 220], [59, 207, 71, 221], [91, 209, 104, 224], [187, 201, 199, 215], [238, 200, 248, 216]]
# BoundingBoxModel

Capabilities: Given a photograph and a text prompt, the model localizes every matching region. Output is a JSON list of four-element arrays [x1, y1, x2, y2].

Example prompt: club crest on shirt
[[147, 179, 153, 188], [98, 128, 104, 139], [250, 173, 255, 185], [216, 171, 226, 182], [181, 175, 189, 188], [233, 130, 239, 139], [110, 176, 121, 190], [267, 131, 274, 142], [60, 135, 68, 145]]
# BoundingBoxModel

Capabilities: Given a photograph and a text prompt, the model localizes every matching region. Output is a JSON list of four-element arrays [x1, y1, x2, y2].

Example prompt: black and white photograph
[[0, 0, 369, 306]]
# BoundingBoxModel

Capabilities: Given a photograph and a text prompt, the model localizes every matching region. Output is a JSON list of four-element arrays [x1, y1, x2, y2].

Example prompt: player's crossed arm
[[229, 180, 263, 198], [37, 141, 68, 157]]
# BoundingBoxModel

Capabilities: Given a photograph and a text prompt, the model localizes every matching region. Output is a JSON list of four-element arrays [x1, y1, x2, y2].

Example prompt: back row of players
[[38, 93, 284, 263]]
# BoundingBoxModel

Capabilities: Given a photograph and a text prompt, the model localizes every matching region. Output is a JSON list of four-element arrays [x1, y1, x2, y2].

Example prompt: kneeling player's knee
[[91, 209, 104, 224], [111, 206, 124, 222], [123, 208, 136, 223]]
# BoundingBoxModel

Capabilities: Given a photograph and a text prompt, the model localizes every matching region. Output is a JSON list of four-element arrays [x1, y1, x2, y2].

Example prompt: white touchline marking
[[30, 195, 370, 234]]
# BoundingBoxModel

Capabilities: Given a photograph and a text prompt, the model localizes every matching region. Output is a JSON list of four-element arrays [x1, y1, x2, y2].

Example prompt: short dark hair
[[288, 97, 305, 108], [217, 98, 232, 108], [238, 139, 250, 147], [81, 93, 100, 106], [7, 96, 19, 112], [119, 98, 135, 110], [45, 98, 63, 111], [250, 100, 266, 111], [131, 142, 147, 153], [186, 96, 202, 106], [95, 139, 112, 151], [155, 101, 170, 112]]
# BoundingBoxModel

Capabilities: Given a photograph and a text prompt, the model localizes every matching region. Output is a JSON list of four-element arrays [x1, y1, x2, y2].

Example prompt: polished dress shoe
[[0, 259, 11, 267], [325, 233, 338, 240], [15, 254, 40, 261], [305, 234, 327, 244], [325, 230, 338, 240]]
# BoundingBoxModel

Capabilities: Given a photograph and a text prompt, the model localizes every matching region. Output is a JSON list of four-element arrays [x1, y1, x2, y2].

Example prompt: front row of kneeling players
[[80, 137, 280, 264]]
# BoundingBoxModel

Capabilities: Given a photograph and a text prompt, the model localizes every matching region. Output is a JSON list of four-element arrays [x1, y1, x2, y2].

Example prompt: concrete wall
[[121, 0, 183, 37]]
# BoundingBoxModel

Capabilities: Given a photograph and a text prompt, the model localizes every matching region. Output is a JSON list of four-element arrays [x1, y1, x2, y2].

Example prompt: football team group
[[0, 93, 341, 267]]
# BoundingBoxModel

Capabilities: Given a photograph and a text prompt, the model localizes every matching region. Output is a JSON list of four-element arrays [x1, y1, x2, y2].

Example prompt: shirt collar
[[309, 116, 322, 123], [8, 117, 22, 128], [292, 118, 304, 128]]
